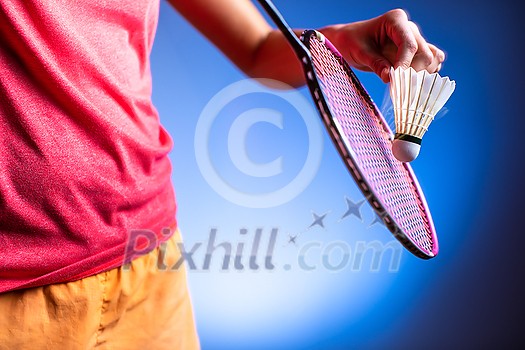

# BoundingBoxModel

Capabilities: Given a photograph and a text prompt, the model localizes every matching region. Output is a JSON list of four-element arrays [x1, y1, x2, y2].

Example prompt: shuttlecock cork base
[[392, 133, 421, 163], [389, 66, 456, 163]]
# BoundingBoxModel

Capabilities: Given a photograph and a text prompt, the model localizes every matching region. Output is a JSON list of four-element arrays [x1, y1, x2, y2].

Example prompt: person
[[0, 0, 445, 348]]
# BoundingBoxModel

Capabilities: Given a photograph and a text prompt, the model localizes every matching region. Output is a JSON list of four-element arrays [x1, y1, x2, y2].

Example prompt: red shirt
[[0, 0, 177, 293]]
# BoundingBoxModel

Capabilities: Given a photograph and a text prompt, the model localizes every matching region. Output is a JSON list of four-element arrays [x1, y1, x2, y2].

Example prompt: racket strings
[[308, 36, 434, 254]]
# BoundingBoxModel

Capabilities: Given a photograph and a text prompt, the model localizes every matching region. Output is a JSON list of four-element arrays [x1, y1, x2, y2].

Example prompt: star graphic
[[287, 234, 298, 245], [340, 197, 365, 222], [368, 212, 386, 228], [309, 211, 328, 229]]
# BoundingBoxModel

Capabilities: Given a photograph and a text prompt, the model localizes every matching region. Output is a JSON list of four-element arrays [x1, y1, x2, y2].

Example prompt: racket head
[[300, 30, 438, 259]]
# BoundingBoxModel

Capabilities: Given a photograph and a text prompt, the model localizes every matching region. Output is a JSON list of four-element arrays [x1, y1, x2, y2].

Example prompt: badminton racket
[[258, 0, 438, 259]]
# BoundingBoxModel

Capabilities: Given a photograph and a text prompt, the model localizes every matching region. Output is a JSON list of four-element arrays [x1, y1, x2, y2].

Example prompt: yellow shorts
[[0, 230, 200, 350]]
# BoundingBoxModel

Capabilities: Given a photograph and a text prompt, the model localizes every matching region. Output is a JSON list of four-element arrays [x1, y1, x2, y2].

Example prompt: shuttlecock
[[389, 66, 456, 162]]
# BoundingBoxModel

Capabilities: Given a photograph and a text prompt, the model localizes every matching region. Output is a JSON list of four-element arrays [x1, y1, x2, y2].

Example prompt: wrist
[[318, 24, 344, 46]]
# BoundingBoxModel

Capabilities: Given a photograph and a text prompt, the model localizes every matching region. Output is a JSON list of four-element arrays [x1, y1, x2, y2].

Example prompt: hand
[[323, 9, 445, 83]]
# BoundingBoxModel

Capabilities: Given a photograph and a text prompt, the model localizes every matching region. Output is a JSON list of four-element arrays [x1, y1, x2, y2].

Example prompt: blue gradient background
[[150, 0, 524, 348]]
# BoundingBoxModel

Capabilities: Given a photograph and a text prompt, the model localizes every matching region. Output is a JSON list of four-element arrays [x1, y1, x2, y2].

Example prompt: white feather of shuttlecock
[[389, 66, 456, 139]]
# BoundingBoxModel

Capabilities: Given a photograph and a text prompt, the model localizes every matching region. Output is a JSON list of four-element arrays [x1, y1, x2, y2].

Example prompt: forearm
[[247, 29, 305, 87], [168, 0, 444, 87], [168, 0, 305, 87], [247, 26, 346, 87]]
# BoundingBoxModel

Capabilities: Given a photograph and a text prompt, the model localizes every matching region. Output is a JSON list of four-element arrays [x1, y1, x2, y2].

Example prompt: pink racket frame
[[257, 0, 438, 259], [303, 30, 438, 259]]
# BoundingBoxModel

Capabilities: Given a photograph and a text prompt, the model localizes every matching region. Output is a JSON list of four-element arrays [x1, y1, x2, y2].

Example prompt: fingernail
[[381, 67, 390, 82]]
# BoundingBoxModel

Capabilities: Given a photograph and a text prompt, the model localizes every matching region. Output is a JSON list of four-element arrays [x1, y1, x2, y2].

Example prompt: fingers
[[332, 9, 446, 82], [409, 23, 445, 73], [384, 9, 418, 69], [408, 22, 433, 71], [383, 9, 446, 73], [428, 44, 445, 72]]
